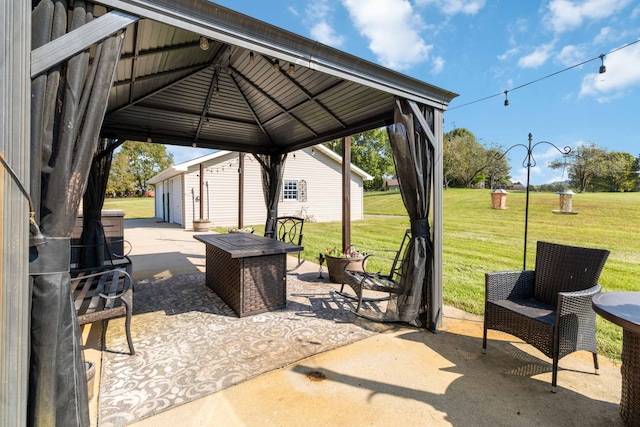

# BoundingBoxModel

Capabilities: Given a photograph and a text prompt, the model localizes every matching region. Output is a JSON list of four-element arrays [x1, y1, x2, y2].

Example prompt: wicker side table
[[592, 292, 640, 426]]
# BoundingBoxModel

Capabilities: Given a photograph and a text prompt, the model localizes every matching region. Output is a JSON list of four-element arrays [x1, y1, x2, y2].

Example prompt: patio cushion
[[491, 298, 556, 325]]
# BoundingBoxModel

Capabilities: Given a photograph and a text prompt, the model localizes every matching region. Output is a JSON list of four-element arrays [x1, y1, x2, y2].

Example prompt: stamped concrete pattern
[[98, 271, 391, 426]]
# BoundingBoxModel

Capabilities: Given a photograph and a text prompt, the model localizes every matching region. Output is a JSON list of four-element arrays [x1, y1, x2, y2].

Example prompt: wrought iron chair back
[[274, 216, 304, 264]]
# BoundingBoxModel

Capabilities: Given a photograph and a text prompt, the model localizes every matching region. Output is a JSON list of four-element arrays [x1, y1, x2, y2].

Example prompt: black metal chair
[[339, 229, 411, 318], [274, 216, 305, 264], [483, 241, 609, 392]]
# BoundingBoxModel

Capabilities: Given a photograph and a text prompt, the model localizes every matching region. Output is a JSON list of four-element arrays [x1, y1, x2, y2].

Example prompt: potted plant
[[323, 247, 367, 283], [228, 227, 255, 234], [193, 218, 211, 232]]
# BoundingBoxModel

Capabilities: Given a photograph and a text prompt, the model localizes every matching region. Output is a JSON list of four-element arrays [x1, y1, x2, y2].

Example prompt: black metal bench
[[71, 265, 135, 355]]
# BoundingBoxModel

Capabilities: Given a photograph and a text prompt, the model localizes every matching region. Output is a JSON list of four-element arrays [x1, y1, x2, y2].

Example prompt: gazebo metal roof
[[93, 0, 457, 153]]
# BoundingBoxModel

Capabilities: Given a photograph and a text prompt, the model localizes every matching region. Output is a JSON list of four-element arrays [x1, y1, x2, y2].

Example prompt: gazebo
[[1, 1, 457, 425]]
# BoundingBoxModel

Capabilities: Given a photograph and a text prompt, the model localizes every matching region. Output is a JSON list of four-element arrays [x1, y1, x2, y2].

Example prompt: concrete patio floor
[[83, 218, 625, 426]]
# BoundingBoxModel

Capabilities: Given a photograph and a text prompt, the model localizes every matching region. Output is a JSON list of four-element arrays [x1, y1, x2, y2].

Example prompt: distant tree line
[[549, 143, 639, 192], [441, 130, 639, 193], [106, 141, 173, 197]]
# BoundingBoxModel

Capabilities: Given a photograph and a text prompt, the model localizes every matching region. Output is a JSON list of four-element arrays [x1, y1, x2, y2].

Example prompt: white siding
[[183, 152, 241, 229], [160, 146, 368, 229], [277, 147, 364, 222]]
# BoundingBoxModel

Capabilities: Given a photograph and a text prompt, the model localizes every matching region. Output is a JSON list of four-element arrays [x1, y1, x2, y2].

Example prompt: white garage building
[[148, 144, 373, 229]]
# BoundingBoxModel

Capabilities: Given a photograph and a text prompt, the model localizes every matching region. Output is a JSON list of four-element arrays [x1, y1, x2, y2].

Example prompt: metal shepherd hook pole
[[496, 133, 571, 270]]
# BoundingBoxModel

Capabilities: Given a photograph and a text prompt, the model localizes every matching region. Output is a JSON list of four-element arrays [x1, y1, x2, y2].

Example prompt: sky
[[169, 0, 640, 185]]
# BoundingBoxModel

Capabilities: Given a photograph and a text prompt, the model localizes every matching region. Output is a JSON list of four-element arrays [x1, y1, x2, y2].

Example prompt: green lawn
[[109, 190, 640, 359], [298, 189, 639, 359], [103, 197, 155, 219]]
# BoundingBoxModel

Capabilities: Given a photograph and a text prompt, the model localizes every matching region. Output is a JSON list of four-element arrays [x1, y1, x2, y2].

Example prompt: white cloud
[[545, 0, 632, 33], [305, 0, 345, 47], [556, 44, 586, 66], [594, 27, 613, 44], [498, 47, 520, 61], [518, 43, 554, 68], [342, 0, 432, 70], [579, 42, 640, 100], [311, 21, 345, 46], [432, 56, 445, 74], [416, 0, 486, 15]]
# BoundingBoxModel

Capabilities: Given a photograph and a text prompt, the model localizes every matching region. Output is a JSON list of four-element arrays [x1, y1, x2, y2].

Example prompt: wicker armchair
[[483, 241, 610, 392]]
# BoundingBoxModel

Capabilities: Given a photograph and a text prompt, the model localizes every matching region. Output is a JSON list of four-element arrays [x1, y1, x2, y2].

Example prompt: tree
[[443, 128, 503, 188], [106, 150, 135, 196], [324, 129, 395, 191], [549, 143, 639, 192], [549, 143, 605, 192], [114, 141, 173, 194], [589, 151, 639, 192], [484, 147, 511, 189]]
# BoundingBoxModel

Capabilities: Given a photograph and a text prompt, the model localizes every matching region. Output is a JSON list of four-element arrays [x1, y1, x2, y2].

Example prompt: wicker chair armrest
[[485, 270, 535, 302], [557, 284, 601, 317]]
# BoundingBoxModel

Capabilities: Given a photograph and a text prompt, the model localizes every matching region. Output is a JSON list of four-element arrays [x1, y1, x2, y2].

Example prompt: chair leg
[[551, 356, 558, 393], [593, 352, 599, 375], [123, 299, 135, 355], [482, 321, 488, 354], [356, 291, 363, 312]]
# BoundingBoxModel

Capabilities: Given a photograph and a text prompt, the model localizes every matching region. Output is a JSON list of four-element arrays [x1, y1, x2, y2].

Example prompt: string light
[[249, 51, 254, 63], [273, 59, 279, 71], [448, 39, 640, 111], [503, 90, 509, 107], [288, 64, 295, 76]]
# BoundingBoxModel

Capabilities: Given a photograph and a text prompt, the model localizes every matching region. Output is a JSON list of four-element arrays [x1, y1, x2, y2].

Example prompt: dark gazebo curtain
[[29, 1, 124, 424], [79, 138, 119, 269], [254, 152, 288, 238], [386, 98, 437, 330]]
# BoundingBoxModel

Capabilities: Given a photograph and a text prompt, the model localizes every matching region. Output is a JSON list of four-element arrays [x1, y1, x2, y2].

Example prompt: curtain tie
[[410, 219, 430, 238]]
